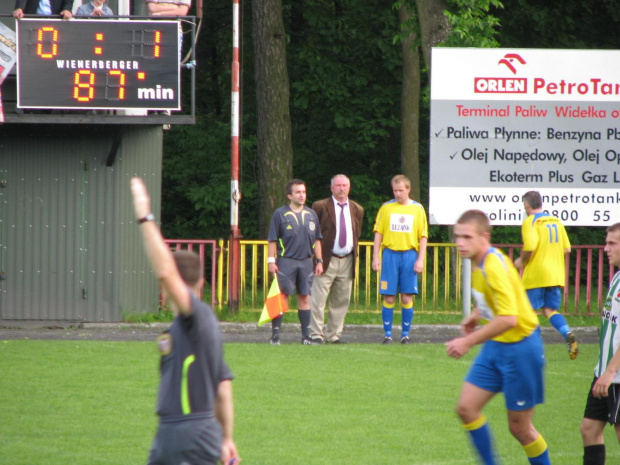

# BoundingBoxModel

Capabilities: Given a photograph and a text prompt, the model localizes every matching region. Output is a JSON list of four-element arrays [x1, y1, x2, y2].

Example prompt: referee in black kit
[[131, 177, 240, 465], [266, 179, 324, 345]]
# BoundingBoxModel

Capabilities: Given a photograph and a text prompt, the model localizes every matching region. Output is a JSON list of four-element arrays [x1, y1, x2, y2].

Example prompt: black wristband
[[137, 213, 155, 224]]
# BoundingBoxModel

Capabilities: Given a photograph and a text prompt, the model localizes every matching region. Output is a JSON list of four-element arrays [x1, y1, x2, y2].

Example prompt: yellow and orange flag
[[258, 276, 289, 326]]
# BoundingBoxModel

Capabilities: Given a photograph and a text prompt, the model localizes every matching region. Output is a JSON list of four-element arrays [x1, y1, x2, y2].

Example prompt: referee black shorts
[[583, 377, 620, 424], [276, 257, 314, 296], [147, 417, 221, 465]]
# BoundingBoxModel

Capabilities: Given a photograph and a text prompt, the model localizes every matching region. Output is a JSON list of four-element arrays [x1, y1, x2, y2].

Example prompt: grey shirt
[[268, 205, 322, 260], [155, 293, 233, 421]]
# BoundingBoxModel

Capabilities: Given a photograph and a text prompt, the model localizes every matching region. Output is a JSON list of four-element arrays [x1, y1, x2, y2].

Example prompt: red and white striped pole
[[228, 0, 242, 311]]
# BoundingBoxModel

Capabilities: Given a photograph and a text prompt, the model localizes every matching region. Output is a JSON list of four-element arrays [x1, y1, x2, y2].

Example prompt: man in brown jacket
[[309, 174, 364, 343]]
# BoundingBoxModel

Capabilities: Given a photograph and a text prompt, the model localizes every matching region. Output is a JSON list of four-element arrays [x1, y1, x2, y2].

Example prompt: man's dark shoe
[[331, 339, 347, 344], [311, 337, 325, 344], [302, 337, 319, 345]]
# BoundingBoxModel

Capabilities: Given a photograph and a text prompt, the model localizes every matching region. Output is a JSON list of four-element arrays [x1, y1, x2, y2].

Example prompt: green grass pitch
[[1, 340, 618, 464]]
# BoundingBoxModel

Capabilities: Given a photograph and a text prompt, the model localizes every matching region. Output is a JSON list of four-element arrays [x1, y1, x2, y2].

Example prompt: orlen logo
[[498, 53, 526, 74], [474, 53, 527, 94]]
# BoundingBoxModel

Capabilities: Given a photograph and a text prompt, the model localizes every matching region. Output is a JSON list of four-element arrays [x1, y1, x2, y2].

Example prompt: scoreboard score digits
[[17, 19, 180, 110]]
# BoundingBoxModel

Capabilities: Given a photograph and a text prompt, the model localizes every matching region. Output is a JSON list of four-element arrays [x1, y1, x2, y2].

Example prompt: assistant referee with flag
[[266, 179, 323, 345]]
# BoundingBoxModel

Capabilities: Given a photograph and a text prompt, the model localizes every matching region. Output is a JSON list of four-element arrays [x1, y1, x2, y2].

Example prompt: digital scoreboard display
[[17, 19, 180, 110]]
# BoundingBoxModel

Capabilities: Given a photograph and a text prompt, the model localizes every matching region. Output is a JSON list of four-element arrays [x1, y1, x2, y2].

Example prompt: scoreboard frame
[[16, 18, 181, 111]]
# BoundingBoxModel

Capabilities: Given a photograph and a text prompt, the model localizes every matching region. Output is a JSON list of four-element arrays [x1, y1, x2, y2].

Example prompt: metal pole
[[462, 258, 471, 317], [228, 0, 242, 312]]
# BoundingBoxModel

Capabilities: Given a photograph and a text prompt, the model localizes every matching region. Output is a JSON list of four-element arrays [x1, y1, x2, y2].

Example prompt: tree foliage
[[494, 0, 619, 49], [160, 0, 618, 247], [285, 0, 403, 230], [443, 0, 503, 48]]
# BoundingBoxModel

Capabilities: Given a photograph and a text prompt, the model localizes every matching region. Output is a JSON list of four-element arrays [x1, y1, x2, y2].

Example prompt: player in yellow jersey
[[514, 191, 578, 360], [447, 210, 551, 465], [372, 175, 427, 344]]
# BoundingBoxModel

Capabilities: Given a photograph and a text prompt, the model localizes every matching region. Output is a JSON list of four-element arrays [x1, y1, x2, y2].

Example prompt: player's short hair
[[607, 223, 620, 235], [522, 191, 542, 209], [330, 174, 350, 186], [286, 179, 306, 196], [456, 209, 493, 235], [172, 250, 203, 286], [391, 174, 410, 189]]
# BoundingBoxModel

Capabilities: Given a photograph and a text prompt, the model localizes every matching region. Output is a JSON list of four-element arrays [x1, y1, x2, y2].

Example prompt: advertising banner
[[0, 22, 16, 85], [430, 48, 620, 226]]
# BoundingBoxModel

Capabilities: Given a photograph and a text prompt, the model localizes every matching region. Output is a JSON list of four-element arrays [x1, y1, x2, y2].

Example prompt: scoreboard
[[17, 19, 180, 111]]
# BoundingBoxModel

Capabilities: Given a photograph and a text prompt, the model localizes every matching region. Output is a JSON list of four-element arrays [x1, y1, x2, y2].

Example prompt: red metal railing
[[494, 244, 613, 314], [164, 239, 613, 314], [164, 239, 219, 308]]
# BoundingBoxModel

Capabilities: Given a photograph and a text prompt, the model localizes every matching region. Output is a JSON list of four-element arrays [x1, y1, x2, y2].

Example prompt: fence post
[[462, 258, 471, 317]]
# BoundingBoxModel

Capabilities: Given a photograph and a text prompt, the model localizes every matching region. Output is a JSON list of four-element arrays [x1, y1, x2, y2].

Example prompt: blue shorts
[[465, 327, 545, 411], [379, 249, 419, 295], [526, 287, 562, 311]]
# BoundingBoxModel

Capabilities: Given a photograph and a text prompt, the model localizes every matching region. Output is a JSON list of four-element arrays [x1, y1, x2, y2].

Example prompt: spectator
[[309, 174, 364, 344], [146, 0, 190, 109], [146, 0, 190, 16], [74, 0, 113, 17], [13, 0, 72, 19]]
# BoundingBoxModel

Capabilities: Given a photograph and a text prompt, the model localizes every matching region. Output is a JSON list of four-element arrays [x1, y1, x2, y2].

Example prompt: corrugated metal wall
[[114, 126, 164, 320], [0, 124, 162, 322]]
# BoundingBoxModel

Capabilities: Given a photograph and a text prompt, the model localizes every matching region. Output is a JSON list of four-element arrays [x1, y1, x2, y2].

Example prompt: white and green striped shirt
[[595, 271, 620, 382]]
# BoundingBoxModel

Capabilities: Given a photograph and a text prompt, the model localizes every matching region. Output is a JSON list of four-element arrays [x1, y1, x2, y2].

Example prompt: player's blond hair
[[456, 210, 493, 235], [391, 174, 410, 189]]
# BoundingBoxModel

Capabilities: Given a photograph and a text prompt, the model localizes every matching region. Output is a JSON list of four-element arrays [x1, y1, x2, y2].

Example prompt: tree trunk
[[399, 4, 421, 202], [413, 0, 454, 283], [415, 0, 450, 71], [252, 0, 294, 238]]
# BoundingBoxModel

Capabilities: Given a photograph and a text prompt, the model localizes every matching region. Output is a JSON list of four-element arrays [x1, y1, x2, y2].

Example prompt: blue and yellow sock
[[401, 301, 414, 337], [547, 311, 571, 340], [382, 301, 395, 337], [523, 434, 551, 465], [463, 415, 497, 465]]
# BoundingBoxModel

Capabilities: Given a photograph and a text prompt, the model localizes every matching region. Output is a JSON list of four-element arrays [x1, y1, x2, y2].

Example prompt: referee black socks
[[298, 309, 311, 339], [583, 444, 605, 465], [271, 315, 283, 335]]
